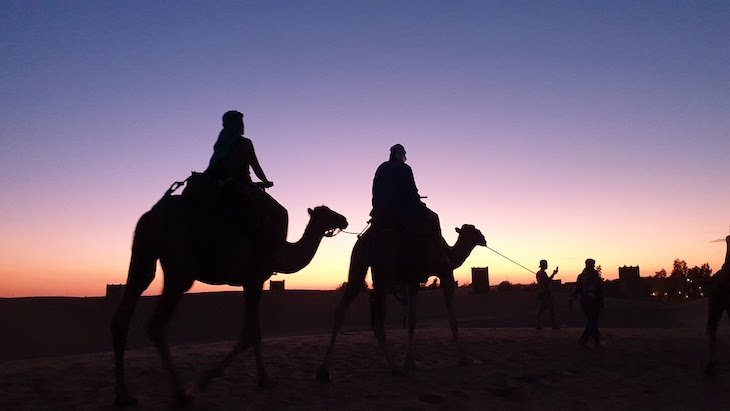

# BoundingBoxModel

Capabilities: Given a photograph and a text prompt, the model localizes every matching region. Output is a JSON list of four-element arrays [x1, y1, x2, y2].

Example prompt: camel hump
[[181, 172, 214, 200], [179, 171, 288, 251]]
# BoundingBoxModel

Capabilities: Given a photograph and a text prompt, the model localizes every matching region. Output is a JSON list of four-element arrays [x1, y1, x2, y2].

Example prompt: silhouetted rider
[[207, 110, 273, 187], [204, 110, 287, 251], [370, 144, 422, 225], [370, 144, 450, 275]]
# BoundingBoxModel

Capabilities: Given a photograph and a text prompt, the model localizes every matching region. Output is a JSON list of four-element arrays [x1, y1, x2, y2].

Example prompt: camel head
[[455, 224, 487, 247], [308, 206, 348, 237]]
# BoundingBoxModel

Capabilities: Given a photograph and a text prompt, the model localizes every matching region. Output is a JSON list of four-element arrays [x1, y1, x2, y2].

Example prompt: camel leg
[[197, 288, 252, 390], [403, 282, 419, 373], [110, 245, 156, 406], [147, 277, 192, 404], [198, 281, 272, 389], [246, 282, 275, 387], [315, 281, 362, 382], [371, 288, 403, 376], [316, 236, 368, 382], [442, 273, 471, 365]]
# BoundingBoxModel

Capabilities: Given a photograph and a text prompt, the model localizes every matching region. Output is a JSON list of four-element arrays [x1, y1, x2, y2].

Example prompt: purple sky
[[1, 1, 728, 296]]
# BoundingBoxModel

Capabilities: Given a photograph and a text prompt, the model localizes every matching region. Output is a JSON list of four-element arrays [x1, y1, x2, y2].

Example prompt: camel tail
[[126, 211, 158, 291]]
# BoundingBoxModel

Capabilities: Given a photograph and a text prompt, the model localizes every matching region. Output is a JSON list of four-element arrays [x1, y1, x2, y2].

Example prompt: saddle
[[370, 220, 452, 285], [179, 172, 277, 250]]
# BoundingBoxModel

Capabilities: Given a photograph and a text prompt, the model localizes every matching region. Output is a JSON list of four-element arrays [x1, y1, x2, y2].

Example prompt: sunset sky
[[1, 1, 728, 297]]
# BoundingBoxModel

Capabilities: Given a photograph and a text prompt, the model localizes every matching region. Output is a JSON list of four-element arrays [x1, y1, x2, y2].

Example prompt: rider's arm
[[246, 139, 272, 185], [404, 164, 421, 202]]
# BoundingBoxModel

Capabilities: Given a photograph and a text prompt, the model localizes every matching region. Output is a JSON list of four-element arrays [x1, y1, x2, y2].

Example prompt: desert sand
[[1, 288, 729, 409]]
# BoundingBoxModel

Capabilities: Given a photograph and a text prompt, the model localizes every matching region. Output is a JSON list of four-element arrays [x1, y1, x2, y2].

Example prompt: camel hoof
[[258, 376, 278, 388], [315, 365, 331, 382], [174, 392, 193, 407], [403, 359, 417, 375], [196, 370, 218, 391], [113, 394, 138, 407], [390, 367, 407, 377]]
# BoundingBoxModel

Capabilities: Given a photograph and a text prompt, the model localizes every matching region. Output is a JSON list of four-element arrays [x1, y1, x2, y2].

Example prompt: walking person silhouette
[[569, 259, 604, 347], [536, 260, 559, 330]]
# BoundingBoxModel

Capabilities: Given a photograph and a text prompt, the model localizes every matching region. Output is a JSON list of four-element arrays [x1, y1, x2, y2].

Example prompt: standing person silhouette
[[569, 258, 604, 347], [204, 110, 287, 251], [536, 260, 559, 330], [370, 144, 450, 273], [706, 235, 730, 376]]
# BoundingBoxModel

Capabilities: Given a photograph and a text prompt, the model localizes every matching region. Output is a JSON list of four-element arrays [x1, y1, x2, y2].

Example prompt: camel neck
[[273, 221, 326, 274]]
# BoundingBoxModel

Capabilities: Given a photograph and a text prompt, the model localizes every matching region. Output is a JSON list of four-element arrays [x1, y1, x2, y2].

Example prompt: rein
[[165, 176, 191, 196], [325, 221, 371, 238]]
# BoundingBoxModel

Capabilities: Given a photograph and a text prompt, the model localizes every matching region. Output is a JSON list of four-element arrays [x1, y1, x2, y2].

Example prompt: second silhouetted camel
[[316, 224, 486, 380]]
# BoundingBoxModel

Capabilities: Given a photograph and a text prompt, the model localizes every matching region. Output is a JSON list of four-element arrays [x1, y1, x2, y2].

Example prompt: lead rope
[[485, 245, 535, 275]]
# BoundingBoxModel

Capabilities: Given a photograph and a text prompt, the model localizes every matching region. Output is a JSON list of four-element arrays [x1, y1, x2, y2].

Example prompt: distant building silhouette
[[106, 284, 125, 300], [270, 280, 285, 293], [618, 266, 645, 299], [471, 267, 489, 293]]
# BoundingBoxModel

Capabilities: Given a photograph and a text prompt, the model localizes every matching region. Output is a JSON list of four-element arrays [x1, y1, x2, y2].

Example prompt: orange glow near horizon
[[1, 2, 727, 298], [1, 221, 726, 298]]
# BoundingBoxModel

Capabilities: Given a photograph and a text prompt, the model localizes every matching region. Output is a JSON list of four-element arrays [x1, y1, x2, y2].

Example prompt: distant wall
[[270, 280, 285, 293], [471, 267, 489, 293], [618, 266, 647, 299], [105, 284, 125, 300]]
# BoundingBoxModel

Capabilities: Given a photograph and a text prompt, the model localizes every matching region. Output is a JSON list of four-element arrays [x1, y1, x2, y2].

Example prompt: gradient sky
[[1, 1, 728, 297]]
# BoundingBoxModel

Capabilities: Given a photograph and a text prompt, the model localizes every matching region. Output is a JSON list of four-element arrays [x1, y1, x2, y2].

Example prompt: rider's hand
[[263, 180, 274, 188], [553, 267, 559, 275]]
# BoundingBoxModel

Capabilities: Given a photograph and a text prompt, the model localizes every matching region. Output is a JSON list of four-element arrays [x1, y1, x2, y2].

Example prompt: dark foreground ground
[[1, 328, 729, 410]]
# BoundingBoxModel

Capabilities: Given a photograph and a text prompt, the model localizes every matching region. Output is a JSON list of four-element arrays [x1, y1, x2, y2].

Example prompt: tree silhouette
[[497, 280, 512, 292], [670, 259, 688, 279], [654, 268, 667, 278], [686, 263, 712, 297]]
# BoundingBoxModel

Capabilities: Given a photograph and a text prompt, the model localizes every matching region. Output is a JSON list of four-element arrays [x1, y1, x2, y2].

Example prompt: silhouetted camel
[[110, 192, 347, 405], [316, 224, 486, 380]]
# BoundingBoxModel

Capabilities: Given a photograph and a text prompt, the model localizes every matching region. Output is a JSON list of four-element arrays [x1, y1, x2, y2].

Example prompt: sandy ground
[[2, 327, 729, 410]]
